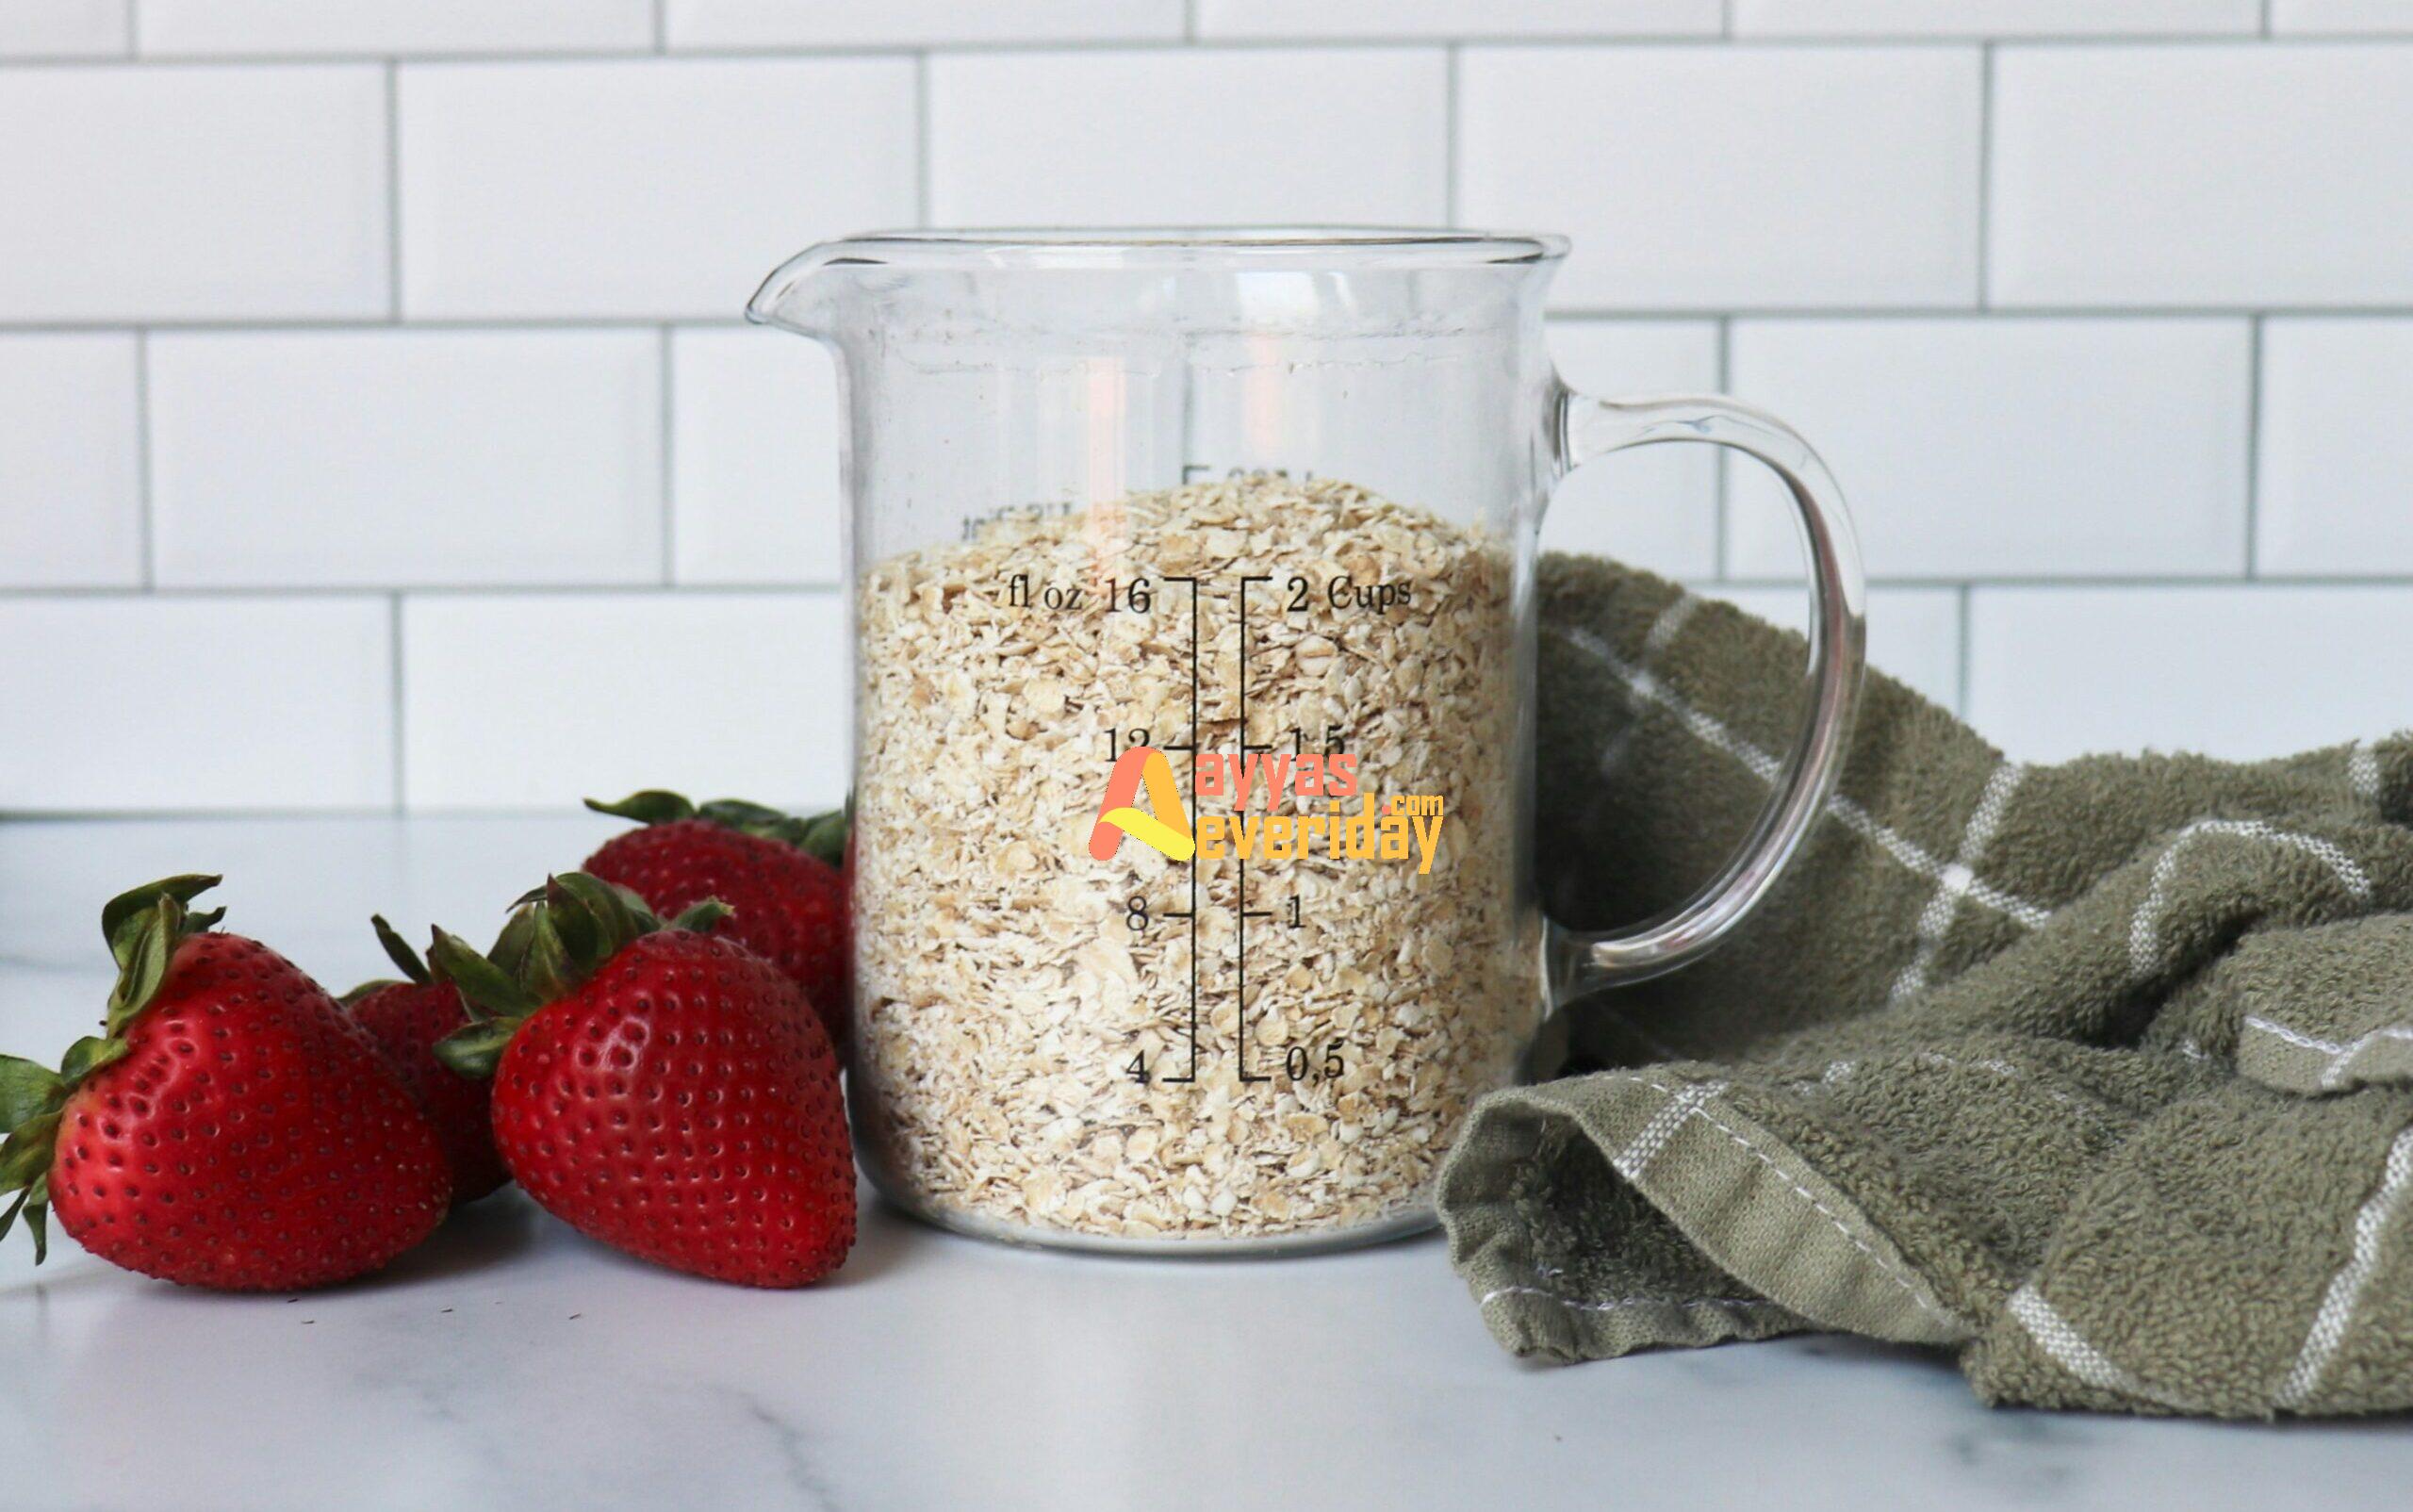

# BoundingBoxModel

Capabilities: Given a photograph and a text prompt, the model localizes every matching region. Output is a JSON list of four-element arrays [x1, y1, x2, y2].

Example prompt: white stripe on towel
[[2245, 1014, 2413, 1092], [2275, 1126, 2413, 1410], [2007, 1284, 2198, 1412], [2127, 819, 2373, 978], [1890, 761, 2027, 1003], [1554, 625, 2051, 929]]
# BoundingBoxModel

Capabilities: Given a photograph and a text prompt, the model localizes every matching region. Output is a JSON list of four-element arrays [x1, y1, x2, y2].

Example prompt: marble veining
[[1, 817, 2409, 1510]]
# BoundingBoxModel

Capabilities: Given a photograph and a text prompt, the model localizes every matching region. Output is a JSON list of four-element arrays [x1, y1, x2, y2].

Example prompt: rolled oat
[[851, 474, 1535, 1242]]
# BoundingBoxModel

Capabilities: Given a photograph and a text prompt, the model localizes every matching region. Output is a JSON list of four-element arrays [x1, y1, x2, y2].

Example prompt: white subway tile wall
[[401, 593, 847, 811], [2272, 2, 2413, 32], [137, 2, 658, 57], [0, 335, 143, 586], [1730, 1, 2260, 35], [665, 0, 1188, 49], [0, 0, 127, 58], [147, 330, 665, 587], [0, 598, 394, 811], [668, 328, 844, 587], [1723, 318, 2252, 580], [927, 48, 1448, 226], [0, 15, 2406, 812], [1458, 45, 1982, 310], [396, 57, 917, 319], [1967, 586, 2413, 763], [1195, 0, 1722, 39], [1990, 45, 2413, 307], [0, 65, 389, 321], [2256, 320, 2413, 577]]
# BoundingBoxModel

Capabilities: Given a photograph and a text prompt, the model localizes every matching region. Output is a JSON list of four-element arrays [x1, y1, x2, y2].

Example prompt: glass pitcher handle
[[1544, 386, 1866, 998]]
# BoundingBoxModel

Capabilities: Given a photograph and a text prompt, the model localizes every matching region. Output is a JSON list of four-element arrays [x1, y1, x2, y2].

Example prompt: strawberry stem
[[431, 1019, 518, 1080], [0, 1184, 46, 1263], [584, 790, 696, 826], [371, 914, 433, 984], [58, 1036, 129, 1085], [429, 872, 730, 1082], [99, 873, 220, 969], [585, 788, 851, 866], [427, 929, 538, 1023], [105, 890, 214, 1035], [668, 899, 733, 933]]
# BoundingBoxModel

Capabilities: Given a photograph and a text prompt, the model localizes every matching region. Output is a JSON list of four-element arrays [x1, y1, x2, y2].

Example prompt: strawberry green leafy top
[[430, 872, 730, 1080], [585, 790, 848, 866], [0, 874, 225, 1261]]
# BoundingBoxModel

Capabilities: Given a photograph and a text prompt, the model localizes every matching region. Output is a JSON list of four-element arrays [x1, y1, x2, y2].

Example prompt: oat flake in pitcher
[[853, 474, 1528, 1241]]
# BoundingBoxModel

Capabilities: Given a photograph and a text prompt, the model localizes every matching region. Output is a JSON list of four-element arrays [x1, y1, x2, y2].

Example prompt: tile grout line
[[388, 593, 406, 814], [659, 324, 677, 585], [1698, 573, 2413, 590], [1184, 0, 1198, 43], [1975, 42, 1994, 309], [6, 576, 2413, 603], [1443, 45, 1460, 225], [14, 308, 2413, 337], [1714, 316, 1732, 582], [0, 583, 853, 601], [653, 0, 668, 51], [121, 0, 137, 56], [133, 329, 156, 588], [0, 35, 2362, 67], [914, 51, 933, 225], [384, 60, 402, 322], [2244, 313, 2264, 577], [2, 804, 632, 823], [4, 803, 770, 823]]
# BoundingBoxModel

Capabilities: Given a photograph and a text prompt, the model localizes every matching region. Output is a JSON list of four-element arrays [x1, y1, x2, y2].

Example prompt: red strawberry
[[342, 915, 508, 1206], [583, 792, 851, 1053], [0, 877, 451, 1290], [433, 874, 853, 1288]]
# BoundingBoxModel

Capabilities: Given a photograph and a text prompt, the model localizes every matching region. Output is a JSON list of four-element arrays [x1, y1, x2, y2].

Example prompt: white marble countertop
[[2, 815, 2408, 1511]]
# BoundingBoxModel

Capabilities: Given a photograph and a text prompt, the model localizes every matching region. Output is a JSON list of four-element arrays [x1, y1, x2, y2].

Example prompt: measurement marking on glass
[[1161, 574, 1203, 1085], [1236, 573, 1280, 1081], [1237, 856, 1270, 1084], [1066, 560, 1323, 1088]]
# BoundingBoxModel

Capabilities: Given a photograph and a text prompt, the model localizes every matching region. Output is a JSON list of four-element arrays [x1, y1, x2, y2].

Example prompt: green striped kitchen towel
[[1438, 555, 2413, 1418]]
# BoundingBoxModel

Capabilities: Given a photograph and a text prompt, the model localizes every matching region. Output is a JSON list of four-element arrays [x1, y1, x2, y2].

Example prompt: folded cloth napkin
[[1437, 555, 2413, 1418]]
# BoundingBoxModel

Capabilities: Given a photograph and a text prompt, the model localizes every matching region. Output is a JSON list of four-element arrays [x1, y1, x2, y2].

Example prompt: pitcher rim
[[783, 225, 1568, 271]]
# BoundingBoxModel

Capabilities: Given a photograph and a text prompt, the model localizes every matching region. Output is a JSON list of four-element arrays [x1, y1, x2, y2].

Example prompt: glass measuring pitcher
[[749, 228, 1863, 1256]]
